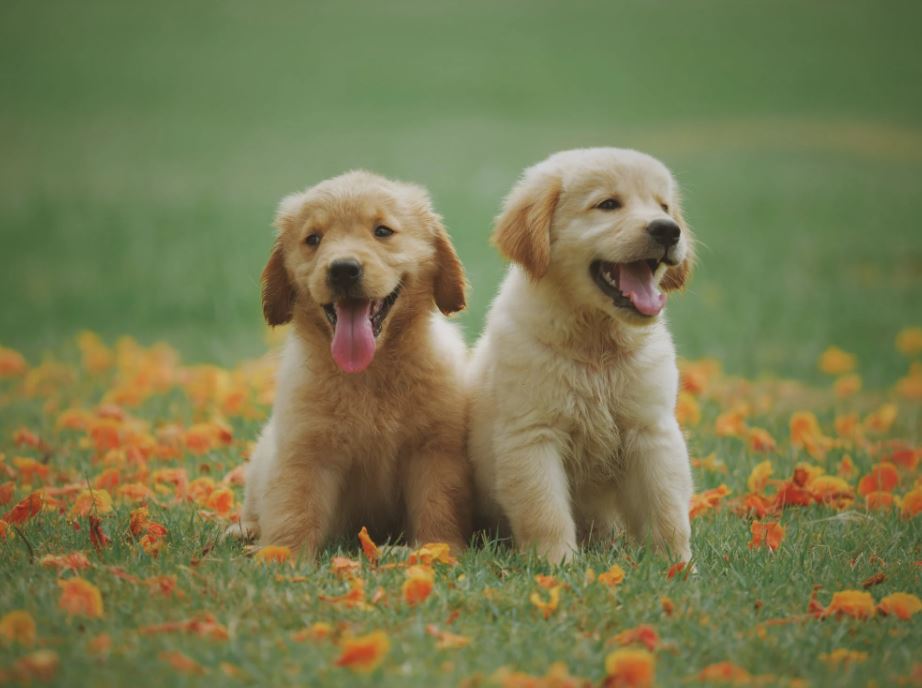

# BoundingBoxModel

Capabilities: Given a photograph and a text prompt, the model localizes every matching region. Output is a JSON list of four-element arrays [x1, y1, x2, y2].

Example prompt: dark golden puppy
[[233, 171, 472, 556]]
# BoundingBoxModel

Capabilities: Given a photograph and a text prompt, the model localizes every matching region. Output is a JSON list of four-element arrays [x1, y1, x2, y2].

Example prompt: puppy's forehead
[[566, 158, 672, 197], [300, 188, 402, 226], [544, 148, 674, 199]]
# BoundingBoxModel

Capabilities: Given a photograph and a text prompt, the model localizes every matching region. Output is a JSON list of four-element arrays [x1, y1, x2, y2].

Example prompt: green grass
[[1, 0, 921, 685], [0, 349, 919, 686]]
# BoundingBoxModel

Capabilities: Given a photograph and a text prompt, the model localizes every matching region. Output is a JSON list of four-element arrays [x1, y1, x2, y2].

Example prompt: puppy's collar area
[[590, 259, 666, 318]]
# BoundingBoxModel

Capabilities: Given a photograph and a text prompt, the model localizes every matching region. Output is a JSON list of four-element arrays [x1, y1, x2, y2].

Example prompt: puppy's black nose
[[647, 219, 681, 247], [328, 259, 363, 289]]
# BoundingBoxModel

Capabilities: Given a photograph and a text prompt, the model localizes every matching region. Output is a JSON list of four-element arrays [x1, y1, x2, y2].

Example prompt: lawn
[[1, 0, 921, 686]]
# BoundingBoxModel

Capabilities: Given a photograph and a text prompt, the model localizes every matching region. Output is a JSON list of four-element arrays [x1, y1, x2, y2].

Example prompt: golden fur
[[469, 148, 696, 564], [235, 171, 473, 555]]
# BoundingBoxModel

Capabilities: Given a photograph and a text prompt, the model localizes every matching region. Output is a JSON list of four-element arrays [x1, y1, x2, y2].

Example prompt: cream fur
[[469, 148, 695, 564]]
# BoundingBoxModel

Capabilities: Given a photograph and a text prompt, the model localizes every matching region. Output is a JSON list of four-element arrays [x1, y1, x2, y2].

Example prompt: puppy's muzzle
[[328, 258, 363, 295], [647, 219, 681, 248]]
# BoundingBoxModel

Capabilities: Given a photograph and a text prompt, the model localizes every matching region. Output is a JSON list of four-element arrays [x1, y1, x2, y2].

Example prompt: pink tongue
[[330, 300, 376, 373], [618, 262, 666, 316]]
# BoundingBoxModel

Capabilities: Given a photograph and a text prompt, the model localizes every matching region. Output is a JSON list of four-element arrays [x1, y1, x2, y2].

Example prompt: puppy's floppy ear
[[491, 168, 560, 279], [431, 215, 467, 315], [261, 240, 294, 326], [660, 203, 695, 292], [261, 192, 303, 326], [402, 182, 467, 315]]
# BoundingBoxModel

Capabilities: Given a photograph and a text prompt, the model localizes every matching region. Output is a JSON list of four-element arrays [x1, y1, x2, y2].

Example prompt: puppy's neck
[[506, 267, 658, 364]]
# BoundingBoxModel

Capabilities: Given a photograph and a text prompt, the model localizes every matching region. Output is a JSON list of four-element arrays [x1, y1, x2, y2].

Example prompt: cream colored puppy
[[469, 148, 695, 564]]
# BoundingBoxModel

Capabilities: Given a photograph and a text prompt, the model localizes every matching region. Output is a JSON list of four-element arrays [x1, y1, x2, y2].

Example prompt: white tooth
[[604, 271, 618, 287]]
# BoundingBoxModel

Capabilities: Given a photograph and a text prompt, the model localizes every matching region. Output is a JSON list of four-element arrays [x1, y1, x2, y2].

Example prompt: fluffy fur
[[469, 148, 695, 564], [236, 171, 473, 556]]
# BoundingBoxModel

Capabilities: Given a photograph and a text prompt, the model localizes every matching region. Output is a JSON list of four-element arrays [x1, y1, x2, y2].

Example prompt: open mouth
[[590, 259, 667, 318], [323, 285, 400, 337], [321, 286, 400, 374]]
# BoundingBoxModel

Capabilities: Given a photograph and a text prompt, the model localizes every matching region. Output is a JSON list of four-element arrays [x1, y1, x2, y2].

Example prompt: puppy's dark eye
[[660, 203, 670, 213], [374, 225, 394, 238], [305, 233, 321, 247], [596, 198, 622, 211]]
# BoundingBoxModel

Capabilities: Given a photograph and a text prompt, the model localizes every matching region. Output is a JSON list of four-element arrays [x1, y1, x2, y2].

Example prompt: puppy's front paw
[[658, 520, 691, 565], [535, 540, 576, 566], [223, 519, 259, 542]]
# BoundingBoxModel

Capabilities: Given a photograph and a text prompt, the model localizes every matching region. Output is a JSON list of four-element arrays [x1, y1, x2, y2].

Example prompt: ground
[[0, 335, 920, 686], [1, 1, 920, 686]]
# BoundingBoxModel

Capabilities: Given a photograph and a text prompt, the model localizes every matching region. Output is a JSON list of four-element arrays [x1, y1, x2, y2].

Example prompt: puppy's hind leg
[[259, 457, 344, 560], [224, 503, 259, 542], [404, 436, 473, 553], [223, 479, 261, 542], [224, 420, 276, 542]]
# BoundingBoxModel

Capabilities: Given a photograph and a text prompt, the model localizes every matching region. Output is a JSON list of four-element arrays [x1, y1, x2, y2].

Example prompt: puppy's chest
[[310, 375, 433, 458], [324, 394, 416, 452], [553, 364, 640, 475]]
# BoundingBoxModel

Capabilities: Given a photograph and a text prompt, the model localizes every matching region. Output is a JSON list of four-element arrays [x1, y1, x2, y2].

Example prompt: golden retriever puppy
[[469, 148, 695, 564], [236, 171, 472, 556]]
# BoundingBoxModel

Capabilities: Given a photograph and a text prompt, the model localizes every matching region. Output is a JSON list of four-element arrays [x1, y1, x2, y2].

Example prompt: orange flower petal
[[822, 590, 875, 619], [747, 427, 777, 453], [902, 487, 922, 518], [335, 630, 390, 672], [747, 461, 773, 494], [818, 346, 856, 375], [205, 486, 235, 516], [896, 326, 922, 356], [0, 347, 27, 377], [292, 622, 333, 643], [58, 578, 104, 618], [254, 545, 292, 565], [358, 526, 379, 564], [864, 491, 895, 510], [402, 565, 435, 606], [425, 624, 471, 649], [749, 521, 785, 551], [40, 552, 91, 572], [330, 556, 361, 579], [159, 650, 206, 675], [0, 610, 37, 645], [611, 625, 659, 652], [529, 585, 561, 619], [858, 462, 900, 496], [69, 489, 113, 519], [604, 648, 655, 688], [407, 542, 457, 566], [877, 592, 922, 620], [696, 661, 751, 683], [2, 492, 43, 525], [598, 564, 626, 586]]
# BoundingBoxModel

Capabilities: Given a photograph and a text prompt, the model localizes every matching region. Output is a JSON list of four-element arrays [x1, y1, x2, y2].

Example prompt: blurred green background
[[2, 0, 920, 384]]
